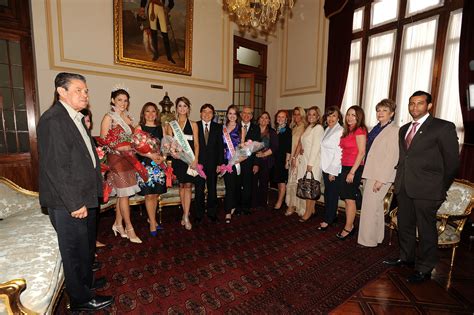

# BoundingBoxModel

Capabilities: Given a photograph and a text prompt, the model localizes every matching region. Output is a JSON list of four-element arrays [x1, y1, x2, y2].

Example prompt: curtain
[[458, 0, 474, 181], [324, 0, 354, 110], [361, 31, 396, 128], [341, 40, 362, 114], [436, 10, 464, 145], [395, 17, 438, 127]]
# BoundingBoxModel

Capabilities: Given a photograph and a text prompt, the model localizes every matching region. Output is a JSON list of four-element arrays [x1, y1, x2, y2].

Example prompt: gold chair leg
[[450, 245, 457, 268]]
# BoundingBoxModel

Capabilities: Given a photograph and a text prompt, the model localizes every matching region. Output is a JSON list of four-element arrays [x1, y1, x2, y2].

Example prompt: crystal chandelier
[[225, 0, 295, 30]]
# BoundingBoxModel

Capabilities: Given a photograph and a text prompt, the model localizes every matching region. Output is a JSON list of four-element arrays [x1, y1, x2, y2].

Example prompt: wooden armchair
[[388, 179, 474, 271]]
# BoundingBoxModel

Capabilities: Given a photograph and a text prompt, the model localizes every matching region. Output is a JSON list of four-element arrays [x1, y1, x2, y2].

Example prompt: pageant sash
[[169, 120, 195, 161], [222, 126, 240, 175], [169, 120, 201, 177]]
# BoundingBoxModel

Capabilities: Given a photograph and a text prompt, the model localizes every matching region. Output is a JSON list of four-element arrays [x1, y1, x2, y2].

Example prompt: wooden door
[[0, 0, 39, 190]]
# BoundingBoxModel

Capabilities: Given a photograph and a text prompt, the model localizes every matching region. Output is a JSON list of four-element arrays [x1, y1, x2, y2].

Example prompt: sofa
[[0, 177, 64, 315]]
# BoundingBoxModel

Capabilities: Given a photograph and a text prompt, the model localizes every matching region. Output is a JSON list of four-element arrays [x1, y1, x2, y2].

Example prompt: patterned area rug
[[56, 207, 398, 314]]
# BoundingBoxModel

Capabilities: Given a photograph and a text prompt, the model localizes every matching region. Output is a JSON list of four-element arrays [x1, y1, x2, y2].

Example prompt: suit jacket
[[362, 123, 399, 184], [394, 115, 459, 200], [37, 101, 102, 212], [242, 122, 262, 167], [197, 120, 224, 167]]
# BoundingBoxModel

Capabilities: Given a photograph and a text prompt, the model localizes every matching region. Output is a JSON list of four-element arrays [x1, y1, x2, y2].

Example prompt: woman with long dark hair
[[337, 105, 367, 240]]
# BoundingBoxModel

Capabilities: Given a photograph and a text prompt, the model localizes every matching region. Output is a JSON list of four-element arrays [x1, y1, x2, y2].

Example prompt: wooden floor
[[331, 233, 474, 314]]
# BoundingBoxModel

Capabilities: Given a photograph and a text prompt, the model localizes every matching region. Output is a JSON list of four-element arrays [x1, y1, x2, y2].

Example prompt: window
[[342, 0, 463, 138]]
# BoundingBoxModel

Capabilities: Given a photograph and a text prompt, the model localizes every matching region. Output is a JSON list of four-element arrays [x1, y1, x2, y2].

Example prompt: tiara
[[111, 83, 129, 93]]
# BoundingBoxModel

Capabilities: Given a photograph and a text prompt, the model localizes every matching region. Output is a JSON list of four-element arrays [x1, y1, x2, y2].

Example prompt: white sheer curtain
[[396, 17, 438, 126], [341, 40, 362, 115], [361, 31, 396, 128], [436, 10, 464, 145]]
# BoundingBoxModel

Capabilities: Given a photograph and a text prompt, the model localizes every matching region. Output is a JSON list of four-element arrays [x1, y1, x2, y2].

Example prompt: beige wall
[[31, 0, 327, 134]]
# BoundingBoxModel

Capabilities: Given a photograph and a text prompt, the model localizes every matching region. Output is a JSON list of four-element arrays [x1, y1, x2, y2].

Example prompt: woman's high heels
[[336, 227, 355, 240], [112, 225, 127, 238], [181, 215, 192, 230], [126, 228, 142, 244]]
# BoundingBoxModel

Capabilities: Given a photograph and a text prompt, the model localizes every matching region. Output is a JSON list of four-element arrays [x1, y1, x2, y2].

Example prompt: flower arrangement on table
[[161, 135, 207, 179], [219, 140, 265, 175]]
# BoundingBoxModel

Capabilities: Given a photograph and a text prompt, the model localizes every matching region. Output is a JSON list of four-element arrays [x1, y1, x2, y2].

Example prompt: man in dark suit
[[238, 106, 262, 215], [37, 72, 114, 311], [384, 90, 459, 283], [195, 103, 224, 223]]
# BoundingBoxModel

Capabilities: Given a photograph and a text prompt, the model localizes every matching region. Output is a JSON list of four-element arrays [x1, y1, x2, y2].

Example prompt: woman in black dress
[[136, 102, 167, 236], [165, 96, 199, 230], [273, 110, 292, 210]]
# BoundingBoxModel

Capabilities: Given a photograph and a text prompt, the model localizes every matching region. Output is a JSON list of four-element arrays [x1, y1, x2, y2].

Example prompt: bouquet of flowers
[[131, 129, 160, 155], [219, 140, 265, 175], [96, 126, 132, 152], [161, 135, 207, 179]]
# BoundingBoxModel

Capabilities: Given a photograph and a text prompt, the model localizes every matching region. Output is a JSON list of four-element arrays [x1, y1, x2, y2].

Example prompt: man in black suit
[[37, 72, 113, 311], [384, 90, 459, 283], [238, 106, 262, 215], [195, 103, 224, 223]]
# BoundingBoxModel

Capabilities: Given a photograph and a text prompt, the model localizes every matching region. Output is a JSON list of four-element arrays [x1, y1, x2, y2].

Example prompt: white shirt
[[201, 120, 211, 131], [405, 113, 430, 138], [61, 101, 96, 168]]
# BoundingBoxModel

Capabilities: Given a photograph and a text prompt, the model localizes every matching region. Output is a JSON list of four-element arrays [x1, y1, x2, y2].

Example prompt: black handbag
[[296, 171, 321, 200]]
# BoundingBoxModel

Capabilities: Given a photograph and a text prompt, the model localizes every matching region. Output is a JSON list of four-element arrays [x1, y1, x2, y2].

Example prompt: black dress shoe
[[406, 271, 431, 283], [92, 277, 107, 290], [70, 295, 114, 311], [92, 261, 102, 272], [382, 258, 415, 268], [336, 227, 355, 240]]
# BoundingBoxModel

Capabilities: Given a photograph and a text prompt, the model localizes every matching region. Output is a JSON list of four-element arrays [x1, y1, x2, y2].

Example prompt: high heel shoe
[[126, 228, 142, 244], [182, 215, 192, 230], [336, 227, 355, 240], [150, 230, 158, 237], [317, 223, 329, 231], [112, 225, 127, 238]]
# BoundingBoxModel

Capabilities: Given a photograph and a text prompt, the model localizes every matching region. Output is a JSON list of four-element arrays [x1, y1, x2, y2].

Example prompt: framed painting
[[114, 0, 193, 75], [213, 110, 227, 124]]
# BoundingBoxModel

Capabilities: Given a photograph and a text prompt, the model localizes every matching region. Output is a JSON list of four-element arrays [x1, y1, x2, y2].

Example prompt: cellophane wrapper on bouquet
[[220, 140, 265, 174], [160, 135, 206, 179], [131, 129, 160, 154]]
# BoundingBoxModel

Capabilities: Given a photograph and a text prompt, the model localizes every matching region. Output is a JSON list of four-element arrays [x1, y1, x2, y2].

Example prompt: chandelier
[[225, 0, 295, 30]]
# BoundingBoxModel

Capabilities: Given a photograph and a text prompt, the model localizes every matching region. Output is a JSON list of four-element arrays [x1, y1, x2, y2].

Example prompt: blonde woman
[[285, 107, 307, 216], [292, 106, 324, 222]]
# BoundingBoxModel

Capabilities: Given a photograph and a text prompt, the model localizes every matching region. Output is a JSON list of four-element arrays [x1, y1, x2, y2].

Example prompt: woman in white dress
[[291, 106, 324, 222], [285, 107, 307, 216]]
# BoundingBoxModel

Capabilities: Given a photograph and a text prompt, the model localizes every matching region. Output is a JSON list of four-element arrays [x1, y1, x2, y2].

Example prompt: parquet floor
[[331, 233, 474, 314]]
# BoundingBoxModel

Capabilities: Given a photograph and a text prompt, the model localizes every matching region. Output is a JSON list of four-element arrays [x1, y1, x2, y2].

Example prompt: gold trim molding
[[280, 0, 327, 97], [45, 0, 230, 91]]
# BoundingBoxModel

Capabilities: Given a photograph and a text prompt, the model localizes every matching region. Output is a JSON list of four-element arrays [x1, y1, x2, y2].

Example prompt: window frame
[[350, 0, 463, 115]]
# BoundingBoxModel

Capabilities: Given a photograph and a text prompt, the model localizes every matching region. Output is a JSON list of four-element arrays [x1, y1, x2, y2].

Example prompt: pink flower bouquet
[[219, 140, 265, 175], [161, 135, 206, 179]]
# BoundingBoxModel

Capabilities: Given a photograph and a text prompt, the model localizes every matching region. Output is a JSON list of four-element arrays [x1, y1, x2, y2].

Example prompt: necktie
[[244, 124, 249, 134], [405, 122, 419, 148], [204, 123, 209, 145]]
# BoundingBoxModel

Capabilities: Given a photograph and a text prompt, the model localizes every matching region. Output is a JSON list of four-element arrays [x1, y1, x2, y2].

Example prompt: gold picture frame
[[113, 0, 193, 75]]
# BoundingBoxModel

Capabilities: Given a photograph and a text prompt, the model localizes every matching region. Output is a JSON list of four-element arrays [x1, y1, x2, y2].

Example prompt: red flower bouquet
[[131, 129, 160, 155]]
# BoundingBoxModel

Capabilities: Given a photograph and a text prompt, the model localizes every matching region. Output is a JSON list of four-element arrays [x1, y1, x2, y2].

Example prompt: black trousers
[[240, 160, 254, 211], [195, 164, 218, 218], [224, 166, 241, 213], [48, 207, 97, 304], [396, 186, 443, 273], [252, 162, 271, 208], [322, 171, 341, 224]]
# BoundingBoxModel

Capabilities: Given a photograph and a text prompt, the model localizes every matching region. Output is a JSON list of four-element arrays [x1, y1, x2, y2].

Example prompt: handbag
[[296, 171, 321, 200]]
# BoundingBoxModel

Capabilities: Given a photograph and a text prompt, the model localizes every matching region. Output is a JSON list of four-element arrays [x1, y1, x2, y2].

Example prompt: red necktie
[[405, 122, 419, 148]]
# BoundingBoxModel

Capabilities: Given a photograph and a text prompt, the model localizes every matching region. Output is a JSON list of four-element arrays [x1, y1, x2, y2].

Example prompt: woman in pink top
[[337, 105, 367, 240]]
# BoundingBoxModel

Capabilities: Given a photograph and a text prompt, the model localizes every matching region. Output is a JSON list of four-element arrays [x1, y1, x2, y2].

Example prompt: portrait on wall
[[114, 0, 193, 75], [213, 110, 227, 124]]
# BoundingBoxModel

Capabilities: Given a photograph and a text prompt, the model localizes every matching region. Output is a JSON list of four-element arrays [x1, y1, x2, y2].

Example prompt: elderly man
[[37, 72, 114, 311]]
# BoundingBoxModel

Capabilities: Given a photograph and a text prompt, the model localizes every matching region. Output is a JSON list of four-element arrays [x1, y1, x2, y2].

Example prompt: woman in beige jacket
[[357, 99, 399, 247]]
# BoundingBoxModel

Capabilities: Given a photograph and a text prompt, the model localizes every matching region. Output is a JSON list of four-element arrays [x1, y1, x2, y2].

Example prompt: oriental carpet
[[56, 206, 397, 314]]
